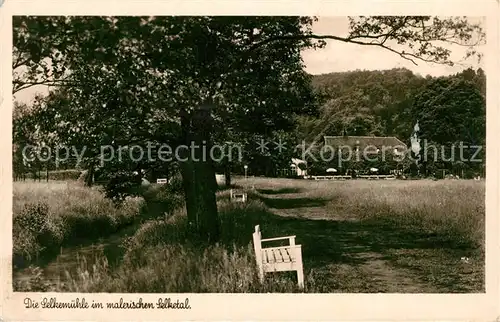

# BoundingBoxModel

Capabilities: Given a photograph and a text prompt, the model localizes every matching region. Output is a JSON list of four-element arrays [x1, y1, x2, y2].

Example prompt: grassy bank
[[15, 189, 308, 292], [13, 181, 145, 266]]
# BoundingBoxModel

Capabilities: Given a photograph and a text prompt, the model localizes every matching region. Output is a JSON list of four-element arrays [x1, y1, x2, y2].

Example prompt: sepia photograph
[[2, 2, 499, 320]]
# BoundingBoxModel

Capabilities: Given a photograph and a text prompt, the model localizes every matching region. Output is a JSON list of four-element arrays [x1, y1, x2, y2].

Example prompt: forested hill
[[297, 67, 486, 147]]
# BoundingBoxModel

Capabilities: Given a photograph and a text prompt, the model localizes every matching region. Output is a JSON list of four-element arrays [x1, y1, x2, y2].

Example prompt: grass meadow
[[12, 177, 485, 293]]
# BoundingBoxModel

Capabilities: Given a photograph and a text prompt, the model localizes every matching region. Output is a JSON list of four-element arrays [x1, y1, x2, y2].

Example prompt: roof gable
[[324, 136, 407, 151]]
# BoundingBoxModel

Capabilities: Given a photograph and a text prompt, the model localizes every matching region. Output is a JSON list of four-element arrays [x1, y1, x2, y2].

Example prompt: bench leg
[[297, 267, 304, 289], [257, 265, 264, 283]]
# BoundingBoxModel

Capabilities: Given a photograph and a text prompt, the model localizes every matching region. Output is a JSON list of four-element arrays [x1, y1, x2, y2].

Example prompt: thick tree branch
[[13, 54, 31, 70], [13, 78, 78, 94], [245, 15, 483, 67], [247, 34, 424, 66]]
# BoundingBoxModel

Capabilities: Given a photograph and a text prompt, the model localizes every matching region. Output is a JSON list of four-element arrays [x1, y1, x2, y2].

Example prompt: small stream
[[13, 195, 172, 289], [13, 224, 139, 287]]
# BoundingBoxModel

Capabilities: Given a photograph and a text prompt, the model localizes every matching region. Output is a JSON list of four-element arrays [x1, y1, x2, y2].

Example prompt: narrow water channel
[[13, 224, 139, 287]]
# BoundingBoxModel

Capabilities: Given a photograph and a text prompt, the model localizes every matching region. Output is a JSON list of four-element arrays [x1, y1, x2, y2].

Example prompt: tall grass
[[13, 181, 144, 263], [239, 177, 485, 250], [16, 194, 310, 293], [13, 178, 485, 293]]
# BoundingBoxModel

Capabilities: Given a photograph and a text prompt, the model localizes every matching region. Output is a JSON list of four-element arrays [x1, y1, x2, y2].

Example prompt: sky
[[14, 16, 485, 104], [302, 16, 485, 77]]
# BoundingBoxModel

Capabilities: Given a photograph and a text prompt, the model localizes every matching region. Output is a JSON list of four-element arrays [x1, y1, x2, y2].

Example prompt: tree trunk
[[137, 165, 142, 181], [179, 104, 220, 243], [224, 160, 231, 187]]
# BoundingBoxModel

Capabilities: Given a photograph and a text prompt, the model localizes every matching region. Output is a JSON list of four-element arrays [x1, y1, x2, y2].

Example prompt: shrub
[[102, 171, 142, 202], [48, 170, 82, 181], [13, 202, 49, 234], [167, 174, 185, 194], [141, 183, 185, 219], [13, 203, 51, 261], [13, 266, 53, 292]]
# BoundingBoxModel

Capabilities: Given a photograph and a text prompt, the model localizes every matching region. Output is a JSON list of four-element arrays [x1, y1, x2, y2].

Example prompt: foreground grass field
[[240, 177, 485, 292], [12, 177, 485, 292]]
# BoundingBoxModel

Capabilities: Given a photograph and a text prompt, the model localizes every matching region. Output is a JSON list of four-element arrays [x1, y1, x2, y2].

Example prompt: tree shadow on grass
[[258, 196, 330, 209], [257, 187, 303, 195], [218, 198, 482, 292], [223, 208, 472, 265]]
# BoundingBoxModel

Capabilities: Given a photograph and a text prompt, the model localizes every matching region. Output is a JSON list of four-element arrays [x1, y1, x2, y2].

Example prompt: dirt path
[[257, 190, 472, 293]]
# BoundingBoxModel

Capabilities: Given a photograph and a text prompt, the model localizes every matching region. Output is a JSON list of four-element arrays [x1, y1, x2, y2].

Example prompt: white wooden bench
[[252, 225, 304, 288], [230, 189, 247, 202]]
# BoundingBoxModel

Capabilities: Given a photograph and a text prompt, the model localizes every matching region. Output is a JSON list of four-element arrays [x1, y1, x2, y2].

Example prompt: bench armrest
[[261, 235, 296, 245], [261, 245, 301, 252]]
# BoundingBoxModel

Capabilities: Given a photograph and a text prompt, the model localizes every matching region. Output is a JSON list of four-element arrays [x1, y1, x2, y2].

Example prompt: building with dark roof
[[322, 135, 408, 175], [324, 135, 407, 155]]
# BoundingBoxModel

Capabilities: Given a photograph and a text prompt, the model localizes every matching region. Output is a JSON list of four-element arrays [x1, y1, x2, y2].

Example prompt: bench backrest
[[252, 225, 262, 264], [230, 189, 247, 201], [252, 225, 304, 288]]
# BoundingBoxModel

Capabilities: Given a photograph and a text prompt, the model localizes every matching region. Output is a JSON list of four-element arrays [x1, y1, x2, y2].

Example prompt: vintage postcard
[[1, 0, 499, 321]]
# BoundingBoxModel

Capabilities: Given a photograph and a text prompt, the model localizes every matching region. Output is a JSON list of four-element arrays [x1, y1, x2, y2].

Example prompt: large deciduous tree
[[410, 72, 485, 176]]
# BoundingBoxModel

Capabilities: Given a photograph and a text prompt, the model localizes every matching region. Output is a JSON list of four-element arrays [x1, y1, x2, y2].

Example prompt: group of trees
[[13, 16, 485, 242], [298, 67, 485, 178]]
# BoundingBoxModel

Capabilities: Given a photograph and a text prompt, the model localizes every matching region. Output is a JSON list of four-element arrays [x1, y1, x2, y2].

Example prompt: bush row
[[21, 170, 83, 181]]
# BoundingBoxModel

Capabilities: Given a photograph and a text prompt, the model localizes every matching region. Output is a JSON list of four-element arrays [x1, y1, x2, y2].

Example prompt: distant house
[[324, 135, 407, 156], [323, 135, 408, 174], [278, 158, 307, 177], [291, 158, 307, 177]]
